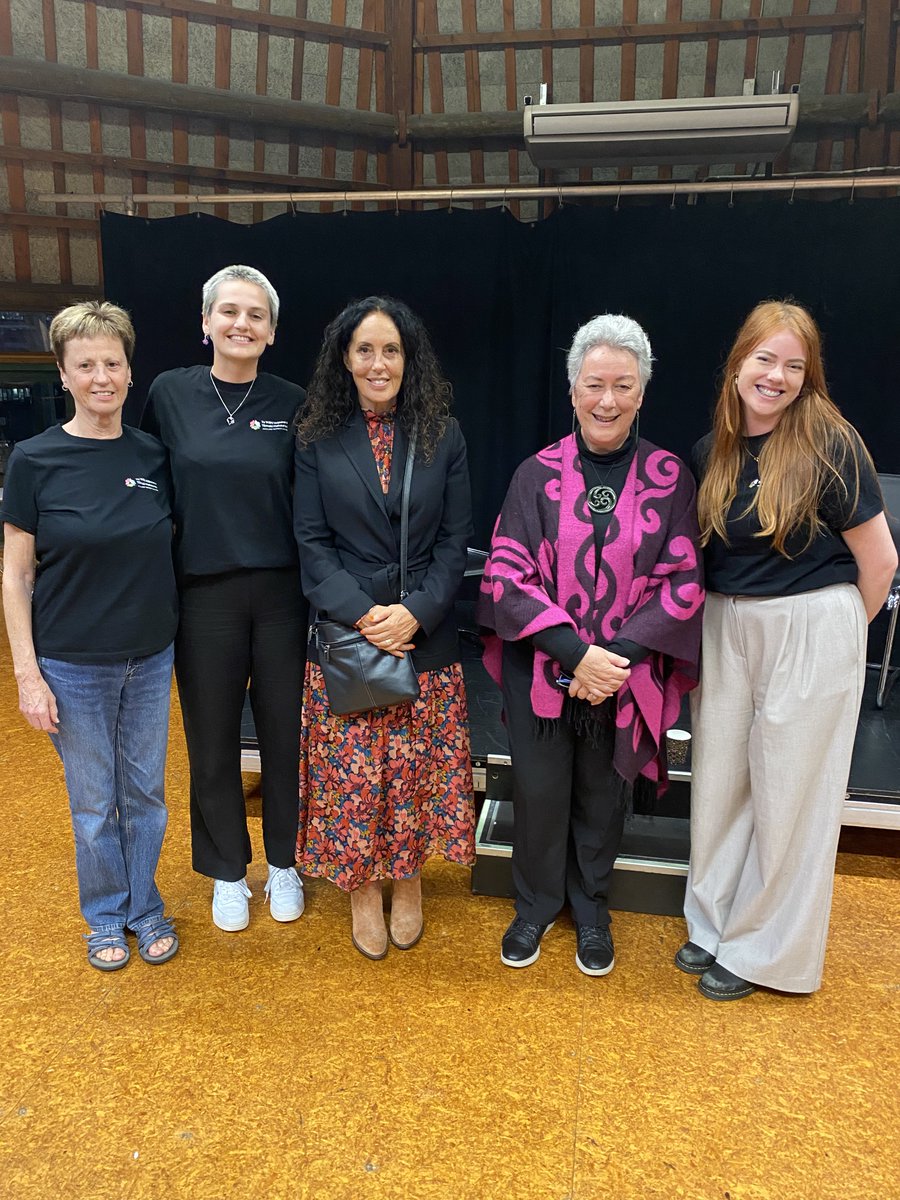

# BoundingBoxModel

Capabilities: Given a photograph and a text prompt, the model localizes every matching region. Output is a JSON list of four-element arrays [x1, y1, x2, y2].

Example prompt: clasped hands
[[357, 604, 420, 658], [568, 645, 631, 706]]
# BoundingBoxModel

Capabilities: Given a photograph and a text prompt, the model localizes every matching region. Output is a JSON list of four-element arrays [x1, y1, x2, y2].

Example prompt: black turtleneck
[[531, 428, 650, 675]]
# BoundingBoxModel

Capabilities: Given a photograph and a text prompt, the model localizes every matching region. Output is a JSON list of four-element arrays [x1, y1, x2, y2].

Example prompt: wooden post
[[386, 0, 415, 203], [857, 0, 892, 166]]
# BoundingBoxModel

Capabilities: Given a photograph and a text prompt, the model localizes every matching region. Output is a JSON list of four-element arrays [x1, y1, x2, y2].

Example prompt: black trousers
[[176, 567, 307, 881], [501, 641, 626, 926]]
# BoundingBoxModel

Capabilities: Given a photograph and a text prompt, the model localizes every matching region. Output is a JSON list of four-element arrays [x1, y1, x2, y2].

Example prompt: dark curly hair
[[295, 295, 451, 460]]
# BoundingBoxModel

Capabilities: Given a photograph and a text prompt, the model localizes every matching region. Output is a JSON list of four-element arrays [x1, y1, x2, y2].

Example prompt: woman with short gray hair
[[142, 265, 308, 935], [478, 313, 703, 977], [566, 313, 654, 390]]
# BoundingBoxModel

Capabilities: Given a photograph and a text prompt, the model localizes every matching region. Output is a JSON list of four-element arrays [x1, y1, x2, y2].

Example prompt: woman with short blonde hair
[[2, 301, 179, 970]]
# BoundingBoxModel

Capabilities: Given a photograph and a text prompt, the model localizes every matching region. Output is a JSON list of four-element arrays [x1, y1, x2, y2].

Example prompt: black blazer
[[293, 409, 473, 670]]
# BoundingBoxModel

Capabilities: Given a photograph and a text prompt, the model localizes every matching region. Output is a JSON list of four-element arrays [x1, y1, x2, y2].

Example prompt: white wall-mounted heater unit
[[523, 93, 799, 168]]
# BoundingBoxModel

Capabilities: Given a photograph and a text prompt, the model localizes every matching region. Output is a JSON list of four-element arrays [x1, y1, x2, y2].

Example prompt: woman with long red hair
[[678, 300, 897, 1001]]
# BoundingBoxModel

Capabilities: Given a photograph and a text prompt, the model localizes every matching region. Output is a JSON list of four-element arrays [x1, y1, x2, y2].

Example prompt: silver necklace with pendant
[[582, 456, 619, 514], [745, 442, 762, 489], [210, 370, 255, 425]]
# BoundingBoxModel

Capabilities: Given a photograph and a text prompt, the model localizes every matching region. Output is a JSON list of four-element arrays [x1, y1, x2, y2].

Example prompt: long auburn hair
[[698, 299, 870, 556], [295, 295, 450, 460]]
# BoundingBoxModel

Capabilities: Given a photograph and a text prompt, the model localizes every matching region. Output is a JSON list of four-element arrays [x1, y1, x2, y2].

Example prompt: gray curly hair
[[566, 313, 653, 389]]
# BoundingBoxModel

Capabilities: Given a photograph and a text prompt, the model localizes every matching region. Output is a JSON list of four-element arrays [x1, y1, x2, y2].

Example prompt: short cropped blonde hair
[[49, 301, 136, 365]]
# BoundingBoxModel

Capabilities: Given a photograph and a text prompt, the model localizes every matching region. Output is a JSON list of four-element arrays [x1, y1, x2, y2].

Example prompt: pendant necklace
[[744, 441, 762, 490], [582, 455, 619, 514], [210, 370, 255, 425]]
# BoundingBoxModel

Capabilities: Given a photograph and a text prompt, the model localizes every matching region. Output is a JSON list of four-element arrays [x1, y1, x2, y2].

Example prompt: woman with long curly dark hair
[[293, 296, 475, 959]]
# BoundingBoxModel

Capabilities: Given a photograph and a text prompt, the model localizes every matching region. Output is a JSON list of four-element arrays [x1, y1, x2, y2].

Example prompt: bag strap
[[399, 421, 417, 599]]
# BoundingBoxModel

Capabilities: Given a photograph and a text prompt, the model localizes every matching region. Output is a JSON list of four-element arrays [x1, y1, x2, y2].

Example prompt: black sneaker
[[575, 924, 615, 977], [674, 941, 716, 976], [698, 962, 757, 1001], [500, 916, 554, 968]]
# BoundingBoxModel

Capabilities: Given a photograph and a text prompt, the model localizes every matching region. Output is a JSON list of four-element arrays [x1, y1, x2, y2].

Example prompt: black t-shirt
[[1, 424, 178, 663], [142, 365, 305, 577], [692, 428, 883, 596]]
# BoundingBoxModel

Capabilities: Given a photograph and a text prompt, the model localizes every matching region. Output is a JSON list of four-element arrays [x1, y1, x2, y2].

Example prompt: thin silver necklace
[[210, 370, 255, 425]]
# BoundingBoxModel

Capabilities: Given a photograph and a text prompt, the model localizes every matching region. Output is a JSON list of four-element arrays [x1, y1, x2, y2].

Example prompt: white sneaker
[[265, 865, 305, 922], [212, 878, 252, 931]]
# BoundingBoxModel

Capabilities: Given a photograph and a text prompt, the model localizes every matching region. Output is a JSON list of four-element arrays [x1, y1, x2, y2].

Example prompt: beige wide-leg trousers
[[684, 584, 867, 993]]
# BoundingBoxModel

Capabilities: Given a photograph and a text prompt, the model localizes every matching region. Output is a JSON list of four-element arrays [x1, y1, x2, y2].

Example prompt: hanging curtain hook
[[289, 194, 297, 217], [614, 186, 621, 213], [670, 183, 677, 210], [557, 186, 564, 208], [728, 182, 735, 209], [395, 190, 401, 216], [848, 178, 856, 206], [502, 187, 509, 211], [448, 188, 454, 212], [788, 179, 797, 206]]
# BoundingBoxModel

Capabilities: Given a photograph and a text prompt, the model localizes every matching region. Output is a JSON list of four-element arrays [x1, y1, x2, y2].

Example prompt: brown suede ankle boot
[[389, 873, 424, 950], [350, 880, 388, 960]]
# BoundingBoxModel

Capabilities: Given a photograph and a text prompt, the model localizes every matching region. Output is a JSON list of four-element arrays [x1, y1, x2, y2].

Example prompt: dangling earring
[[571, 407, 577, 435], [202, 334, 209, 346], [633, 409, 640, 442]]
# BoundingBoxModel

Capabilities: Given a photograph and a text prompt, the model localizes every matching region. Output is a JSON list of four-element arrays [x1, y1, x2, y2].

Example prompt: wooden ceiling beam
[[0, 56, 394, 141], [0, 282, 103, 309], [89, 0, 390, 48], [0, 144, 389, 191], [413, 12, 862, 51], [0, 212, 98, 232], [4, 57, 896, 155]]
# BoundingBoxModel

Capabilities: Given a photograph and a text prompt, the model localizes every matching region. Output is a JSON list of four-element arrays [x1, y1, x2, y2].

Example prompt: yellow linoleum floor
[[0, 649, 899, 1200]]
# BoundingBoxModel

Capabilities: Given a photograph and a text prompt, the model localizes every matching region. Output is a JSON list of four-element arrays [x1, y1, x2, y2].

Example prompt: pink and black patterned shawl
[[477, 434, 704, 785]]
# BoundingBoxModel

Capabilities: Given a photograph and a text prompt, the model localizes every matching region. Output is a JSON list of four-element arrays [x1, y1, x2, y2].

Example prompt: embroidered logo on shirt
[[125, 477, 159, 492], [249, 419, 289, 432]]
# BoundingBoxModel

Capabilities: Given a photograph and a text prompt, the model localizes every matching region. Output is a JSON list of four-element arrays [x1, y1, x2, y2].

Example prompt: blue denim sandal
[[84, 930, 130, 972], [135, 918, 179, 966]]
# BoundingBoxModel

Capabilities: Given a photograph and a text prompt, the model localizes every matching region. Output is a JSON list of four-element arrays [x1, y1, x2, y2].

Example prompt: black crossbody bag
[[311, 425, 421, 715]]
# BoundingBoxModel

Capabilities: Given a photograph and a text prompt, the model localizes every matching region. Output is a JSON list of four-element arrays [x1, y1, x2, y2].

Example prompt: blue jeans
[[39, 644, 174, 937]]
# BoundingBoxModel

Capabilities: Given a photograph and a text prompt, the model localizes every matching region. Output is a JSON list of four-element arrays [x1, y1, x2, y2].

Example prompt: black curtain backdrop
[[102, 200, 900, 548]]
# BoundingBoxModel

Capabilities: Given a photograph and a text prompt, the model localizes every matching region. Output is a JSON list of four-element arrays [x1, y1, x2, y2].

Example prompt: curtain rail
[[38, 174, 900, 207]]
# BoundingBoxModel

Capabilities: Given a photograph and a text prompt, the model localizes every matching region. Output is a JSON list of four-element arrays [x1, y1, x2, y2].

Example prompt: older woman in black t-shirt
[[1, 301, 179, 971], [142, 265, 307, 935], [678, 300, 897, 1001]]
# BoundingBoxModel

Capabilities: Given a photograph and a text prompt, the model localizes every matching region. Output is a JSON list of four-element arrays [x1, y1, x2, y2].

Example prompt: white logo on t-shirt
[[125, 476, 159, 492], [250, 419, 289, 432]]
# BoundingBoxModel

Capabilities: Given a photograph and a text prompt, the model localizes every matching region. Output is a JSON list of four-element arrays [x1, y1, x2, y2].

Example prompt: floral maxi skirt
[[297, 660, 475, 891]]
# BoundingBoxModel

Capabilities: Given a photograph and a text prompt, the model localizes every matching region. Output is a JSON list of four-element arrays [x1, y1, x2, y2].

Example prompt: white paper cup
[[666, 728, 691, 767]]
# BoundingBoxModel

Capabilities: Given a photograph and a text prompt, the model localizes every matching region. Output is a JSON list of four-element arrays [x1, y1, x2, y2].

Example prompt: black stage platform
[[239, 610, 900, 915], [462, 626, 900, 911]]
